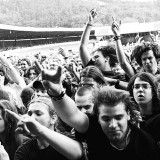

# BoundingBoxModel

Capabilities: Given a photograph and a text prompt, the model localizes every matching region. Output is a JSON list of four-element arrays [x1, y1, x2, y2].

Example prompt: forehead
[[98, 102, 127, 117], [29, 69, 36, 73], [75, 93, 92, 105], [134, 77, 149, 84], [81, 77, 95, 83], [21, 60, 28, 64], [93, 50, 103, 57], [141, 50, 155, 58], [28, 102, 49, 112]]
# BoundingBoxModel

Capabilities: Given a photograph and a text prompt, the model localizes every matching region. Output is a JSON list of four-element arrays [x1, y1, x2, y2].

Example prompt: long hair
[[80, 65, 107, 86], [127, 72, 160, 114], [0, 100, 23, 159]]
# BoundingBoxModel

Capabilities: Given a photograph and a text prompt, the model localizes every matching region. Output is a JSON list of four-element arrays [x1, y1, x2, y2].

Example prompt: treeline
[[0, 0, 160, 28]]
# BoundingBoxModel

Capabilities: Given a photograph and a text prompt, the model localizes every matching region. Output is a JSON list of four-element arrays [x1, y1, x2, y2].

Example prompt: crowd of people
[[0, 9, 160, 160]]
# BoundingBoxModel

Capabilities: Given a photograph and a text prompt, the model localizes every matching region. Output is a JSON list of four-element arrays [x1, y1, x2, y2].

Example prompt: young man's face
[[75, 91, 94, 113], [20, 60, 29, 72], [98, 102, 130, 143], [141, 50, 157, 73], [133, 77, 153, 105], [93, 51, 109, 71]]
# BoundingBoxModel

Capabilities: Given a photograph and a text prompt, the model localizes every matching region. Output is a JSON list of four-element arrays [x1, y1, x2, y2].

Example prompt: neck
[[145, 67, 157, 75], [139, 101, 153, 116], [37, 124, 55, 149]]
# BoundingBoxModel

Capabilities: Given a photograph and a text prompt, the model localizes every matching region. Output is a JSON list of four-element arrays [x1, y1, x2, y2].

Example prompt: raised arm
[[111, 19, 135, 78], [41, 66, 89, 133], [5, 110, 83, 160], [0, 55, 26, 88], [79, 9, 97, 67]]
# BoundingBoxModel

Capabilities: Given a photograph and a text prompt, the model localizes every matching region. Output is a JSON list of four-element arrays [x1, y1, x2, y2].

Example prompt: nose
[[145, 58, 150, 64], [30, 114, 36, 120], [81, 108, 86, 113], [109, 119, 117, 128], [137, 85, 144, 91]]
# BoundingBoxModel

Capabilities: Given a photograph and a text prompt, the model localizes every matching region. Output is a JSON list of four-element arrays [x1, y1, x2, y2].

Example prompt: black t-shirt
[[14, 138, 70, 160], [75, 113, 160, 160], [141, 113, 160, 146]]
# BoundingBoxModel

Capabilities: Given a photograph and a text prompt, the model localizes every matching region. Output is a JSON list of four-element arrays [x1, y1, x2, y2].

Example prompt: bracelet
[[113, 35, 121, 41], [87, 23, 93, 27], [114, 79, 120, 89], [47, 90, 65, 101]]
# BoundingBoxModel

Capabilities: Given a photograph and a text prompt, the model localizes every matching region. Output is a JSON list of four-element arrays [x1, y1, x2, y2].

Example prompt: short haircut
[[75, 85, 93, 97]]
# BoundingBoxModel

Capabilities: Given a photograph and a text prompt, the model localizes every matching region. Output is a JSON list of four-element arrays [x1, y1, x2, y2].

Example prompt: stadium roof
[[0, 21, 160, 41], [0, 24, 95, 40]]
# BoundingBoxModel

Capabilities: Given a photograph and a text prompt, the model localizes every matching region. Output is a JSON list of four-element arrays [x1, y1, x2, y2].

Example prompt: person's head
[[93, 86, 132, 143], [80, 65, 107, 88], [26, 66, 40, 81], [92, 45, 116, 71], [20, 58, 31, 72], [0, 100, 18, 137], [49, 61, 59, 71], [27, 97, 57, 132], [131, 42, 160, 74], [20, 87, 35, 108], [0, 100, 20, 159], [0, 68, 10, 85], [127, 72, 160, 114], [32, 80, 48, 97], [75, 86, 94, 113]]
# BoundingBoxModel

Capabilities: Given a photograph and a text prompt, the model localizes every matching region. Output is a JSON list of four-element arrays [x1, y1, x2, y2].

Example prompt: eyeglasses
[[132, 84, 152, 90]]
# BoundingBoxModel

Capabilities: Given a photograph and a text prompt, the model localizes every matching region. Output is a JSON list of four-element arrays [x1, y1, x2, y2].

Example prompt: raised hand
[[5, 109, 43, 136], [111, 17, 121, 36], [88, 8, 97, 26], [41, 66, 63, 96]]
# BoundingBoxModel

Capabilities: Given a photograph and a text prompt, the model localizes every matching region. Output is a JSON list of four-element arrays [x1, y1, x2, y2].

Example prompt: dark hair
[[0, 100, 22, 159], [108, 54, 118, 68], [93, 86, 131, 116], [80, 66, 107, 85], [127, 72, 160, 114], [26, 66, 40, 78], [20, 87, 35, 108], [0, 67, 10, 85], [20, 58, 31, 66], [131, 42, 160, 66], [93, 45, 116, 58]]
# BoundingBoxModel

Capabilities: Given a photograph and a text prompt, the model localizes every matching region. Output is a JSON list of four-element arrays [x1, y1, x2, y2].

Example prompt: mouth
[[138, 95, 144, 98]]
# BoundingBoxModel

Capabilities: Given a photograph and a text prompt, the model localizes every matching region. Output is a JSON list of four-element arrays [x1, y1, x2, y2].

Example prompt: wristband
[[87, 23, 93, 27], [47, 90, 65, 101], [113, 35, 121, 41]]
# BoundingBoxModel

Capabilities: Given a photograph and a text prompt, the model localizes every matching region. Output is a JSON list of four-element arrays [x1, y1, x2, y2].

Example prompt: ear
[[105, 56, 110, 62], [127, 110, 131, 121], [50, 114, 57, 125]]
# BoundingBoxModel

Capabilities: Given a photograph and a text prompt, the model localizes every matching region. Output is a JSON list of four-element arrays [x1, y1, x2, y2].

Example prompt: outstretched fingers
[[5, 109, 20, 121]]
